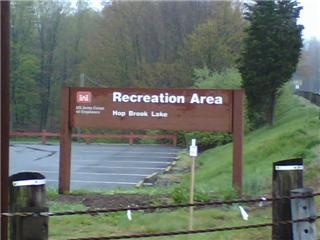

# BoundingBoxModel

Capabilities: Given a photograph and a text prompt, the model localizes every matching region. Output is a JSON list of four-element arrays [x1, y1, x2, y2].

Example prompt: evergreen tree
[[239, 0, 303, 127]]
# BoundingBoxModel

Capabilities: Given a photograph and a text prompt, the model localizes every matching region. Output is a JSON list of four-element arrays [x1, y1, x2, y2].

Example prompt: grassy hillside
[[176, 87, 320, 198]]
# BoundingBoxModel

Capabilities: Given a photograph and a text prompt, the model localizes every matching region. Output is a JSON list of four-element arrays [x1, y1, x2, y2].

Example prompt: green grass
[[49, 88, 320, 239], [48, 199, 318, 240], [179, 87, 320, 196], [49, 203, 272, 240]]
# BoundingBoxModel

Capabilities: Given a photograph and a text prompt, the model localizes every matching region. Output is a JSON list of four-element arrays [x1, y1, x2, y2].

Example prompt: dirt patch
[[52, 193, 159, 209], [155, 157, 190, 187]]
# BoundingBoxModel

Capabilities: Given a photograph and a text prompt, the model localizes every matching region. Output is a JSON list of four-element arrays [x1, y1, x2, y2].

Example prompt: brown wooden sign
[[70, 87, 234, 132], [60, 87, 244, 194]]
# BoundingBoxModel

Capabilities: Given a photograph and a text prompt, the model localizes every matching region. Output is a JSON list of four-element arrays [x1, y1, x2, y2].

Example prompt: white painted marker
[[259, 196, 267, 207], [239, 206, 249, 221], [127, 208, 132, 221]]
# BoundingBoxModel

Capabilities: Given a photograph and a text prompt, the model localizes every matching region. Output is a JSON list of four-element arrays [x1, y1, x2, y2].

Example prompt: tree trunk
[[268, 92, 276, 126]]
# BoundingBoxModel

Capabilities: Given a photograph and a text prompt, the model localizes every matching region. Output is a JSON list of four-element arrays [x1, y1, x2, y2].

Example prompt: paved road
[[10, 143, 180, 190]]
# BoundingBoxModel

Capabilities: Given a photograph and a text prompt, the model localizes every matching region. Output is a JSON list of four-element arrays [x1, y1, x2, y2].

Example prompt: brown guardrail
[[10, 130, 177, 146]]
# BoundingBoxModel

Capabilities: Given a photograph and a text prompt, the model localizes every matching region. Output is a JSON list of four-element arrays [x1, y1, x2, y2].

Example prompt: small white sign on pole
[[189, 139, 198, 157]]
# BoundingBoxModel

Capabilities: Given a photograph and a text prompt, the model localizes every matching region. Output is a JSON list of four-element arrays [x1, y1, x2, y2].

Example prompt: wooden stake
[[189, 156, 196, 231]]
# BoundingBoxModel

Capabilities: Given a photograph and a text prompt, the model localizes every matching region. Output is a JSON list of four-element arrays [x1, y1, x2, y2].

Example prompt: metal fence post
[[272, 158, 304, 240], [9, 172, 48, 240], [291, 188, 317, 240]]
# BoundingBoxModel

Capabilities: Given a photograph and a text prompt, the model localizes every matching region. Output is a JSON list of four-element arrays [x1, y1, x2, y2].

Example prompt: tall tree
[[11, 1, 41, 130], [183, 1, 245, 72], [35, 0, 65, 130], [239, 0, 303, 127], [50, 1, 99, 129], [82, 1, 227, 88], [10, 0, 100, 131]]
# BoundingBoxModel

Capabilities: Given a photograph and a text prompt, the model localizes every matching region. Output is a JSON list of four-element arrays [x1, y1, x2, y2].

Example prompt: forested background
[[11, 0, 245, 131], [10, 0, 319, 133]]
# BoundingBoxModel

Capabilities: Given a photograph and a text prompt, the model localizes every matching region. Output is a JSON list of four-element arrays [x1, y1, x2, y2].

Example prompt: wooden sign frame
[[59, 87, 244, 193]]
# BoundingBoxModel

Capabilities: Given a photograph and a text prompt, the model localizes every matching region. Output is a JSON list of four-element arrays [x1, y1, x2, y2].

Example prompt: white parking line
[[12, 144, 177, 189], [22, 170, 149, 177], [46, 179, 150, 185], [22, 171, 149, 177], [74, 166, 165, 170], [77, 150, 178, 155], [73, 160, 172, 164], [74, 155, 177, 159]]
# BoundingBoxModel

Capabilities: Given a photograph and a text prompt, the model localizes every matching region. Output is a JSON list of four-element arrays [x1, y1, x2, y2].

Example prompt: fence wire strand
[[67, 216, 320, 240], [2, 192, 320, 217], [2, 193, 319, 239]]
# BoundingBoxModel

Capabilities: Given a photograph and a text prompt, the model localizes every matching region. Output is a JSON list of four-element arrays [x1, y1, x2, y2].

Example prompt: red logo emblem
[[77, 91, 92, 103]]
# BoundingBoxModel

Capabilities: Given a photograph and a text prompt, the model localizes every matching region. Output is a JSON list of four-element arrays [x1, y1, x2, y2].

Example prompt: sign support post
[[59, 87, 72, 193], [189, 139, 198, 231], [232, 90, 244, 194]]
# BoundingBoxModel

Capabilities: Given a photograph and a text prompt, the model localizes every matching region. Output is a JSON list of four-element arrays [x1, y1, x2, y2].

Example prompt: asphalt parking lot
[[10, 143, 180, 190]]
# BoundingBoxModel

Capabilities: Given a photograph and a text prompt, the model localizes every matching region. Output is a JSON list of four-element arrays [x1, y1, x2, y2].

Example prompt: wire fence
[[2, 192, 319, 217], [67, 216, 320, 240], [2, 192, 319, 239]]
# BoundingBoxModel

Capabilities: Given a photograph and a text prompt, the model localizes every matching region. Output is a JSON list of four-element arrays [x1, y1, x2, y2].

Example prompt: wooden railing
[[10, 130, 177, 146]]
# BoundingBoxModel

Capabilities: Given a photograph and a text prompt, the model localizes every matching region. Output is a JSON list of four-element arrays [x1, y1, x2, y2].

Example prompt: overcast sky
[[298, 0, 320, 40]]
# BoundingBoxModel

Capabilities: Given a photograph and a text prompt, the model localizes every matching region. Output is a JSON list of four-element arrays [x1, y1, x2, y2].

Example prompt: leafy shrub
[[193, 67, 242, 89], [184, 131, 232, 152], [171, 185, 212, 203]]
